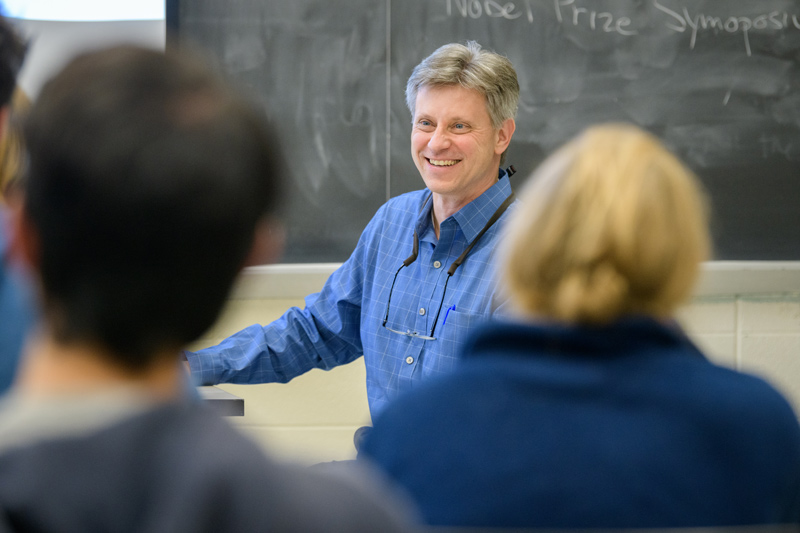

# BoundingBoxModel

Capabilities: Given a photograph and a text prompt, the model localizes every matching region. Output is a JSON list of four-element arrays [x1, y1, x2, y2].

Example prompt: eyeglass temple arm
[[428, 273, 452, 338], [382, 263, 407, 327], [403, 230, 419, 267]]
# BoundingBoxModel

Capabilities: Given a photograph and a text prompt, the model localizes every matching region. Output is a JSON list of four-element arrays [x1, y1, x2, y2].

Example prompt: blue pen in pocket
[[442, 304, 456, 326]]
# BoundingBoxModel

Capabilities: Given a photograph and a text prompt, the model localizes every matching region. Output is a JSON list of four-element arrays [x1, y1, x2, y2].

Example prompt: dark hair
[[0, 15, 26, 107], [23, 45, 284, 370]]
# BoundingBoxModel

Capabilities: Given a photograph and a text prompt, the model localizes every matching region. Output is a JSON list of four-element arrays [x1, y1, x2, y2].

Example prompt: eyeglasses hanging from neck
[[381, 167, 516, 341]]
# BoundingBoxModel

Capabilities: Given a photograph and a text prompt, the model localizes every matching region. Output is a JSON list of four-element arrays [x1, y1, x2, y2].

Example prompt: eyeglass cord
[[382, 186, 516, 338]]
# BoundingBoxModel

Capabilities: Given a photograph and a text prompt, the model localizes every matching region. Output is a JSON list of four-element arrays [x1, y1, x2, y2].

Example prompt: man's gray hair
[[405, 40, 519, 130]]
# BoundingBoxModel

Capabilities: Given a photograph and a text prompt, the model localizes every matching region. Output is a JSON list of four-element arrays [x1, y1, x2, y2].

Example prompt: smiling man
[[186, 41, 519, 429], [412, 84, 515, 232]]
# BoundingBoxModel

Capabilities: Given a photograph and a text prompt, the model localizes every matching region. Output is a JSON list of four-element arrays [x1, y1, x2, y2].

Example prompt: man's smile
[[427, 158, 460, 167]]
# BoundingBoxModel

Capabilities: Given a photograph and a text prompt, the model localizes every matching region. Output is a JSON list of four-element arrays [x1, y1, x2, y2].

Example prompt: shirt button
[[406, 356, 414, 364], [433, 260, 442, 269]]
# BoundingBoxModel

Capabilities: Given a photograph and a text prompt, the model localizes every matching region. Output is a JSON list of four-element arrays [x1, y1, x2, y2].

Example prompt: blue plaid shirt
[[187, 170, 515, 417]]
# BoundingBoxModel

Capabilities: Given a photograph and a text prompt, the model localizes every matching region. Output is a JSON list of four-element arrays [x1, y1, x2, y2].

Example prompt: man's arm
[[184, 209, 385, 386], [185, 266, 364, 385]]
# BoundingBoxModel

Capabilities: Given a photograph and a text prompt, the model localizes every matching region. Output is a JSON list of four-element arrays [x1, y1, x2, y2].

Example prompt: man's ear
[[6, 201, 39, 271], [494, 118, 516, 155], [242, 217, 285, 267]]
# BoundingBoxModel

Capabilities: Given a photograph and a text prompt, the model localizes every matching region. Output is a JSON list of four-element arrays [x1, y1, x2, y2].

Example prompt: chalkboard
[[168, 0, 800, 262]]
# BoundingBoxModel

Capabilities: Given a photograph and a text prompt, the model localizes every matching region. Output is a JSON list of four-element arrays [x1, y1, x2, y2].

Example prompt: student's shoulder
[[365, 371, 475, 443], [123, 405, 415, 531], [692, 361, 800, 442], [265, 461, 416, 532], [698, 361, 792, 408]]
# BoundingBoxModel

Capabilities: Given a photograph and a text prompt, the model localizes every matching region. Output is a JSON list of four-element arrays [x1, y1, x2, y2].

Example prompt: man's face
[[410, 84, 513, 208]]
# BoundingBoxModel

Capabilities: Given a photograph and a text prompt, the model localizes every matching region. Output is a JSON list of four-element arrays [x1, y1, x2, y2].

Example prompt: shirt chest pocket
[[421, 309, 487, 377]]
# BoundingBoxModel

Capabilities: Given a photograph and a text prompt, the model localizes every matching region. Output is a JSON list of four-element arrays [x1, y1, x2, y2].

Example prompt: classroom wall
[[192, 267, 800, 466], [13, 18, 165, 98]]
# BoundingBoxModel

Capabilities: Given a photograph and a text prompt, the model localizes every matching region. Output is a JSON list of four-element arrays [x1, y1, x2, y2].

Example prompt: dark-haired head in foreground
[[21, 45, 283, 373], [0, 14, 26, 109]]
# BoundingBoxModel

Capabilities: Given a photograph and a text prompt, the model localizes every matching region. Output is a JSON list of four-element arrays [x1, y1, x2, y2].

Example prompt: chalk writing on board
[[654, 1, 800, 57], [446, 0, 523, 20], [760, 134, 800, 159], [446, 0, 800, 56]]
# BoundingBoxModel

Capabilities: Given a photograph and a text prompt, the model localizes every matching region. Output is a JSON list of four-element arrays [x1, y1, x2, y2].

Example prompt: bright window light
[[2, 0, 164, 21]]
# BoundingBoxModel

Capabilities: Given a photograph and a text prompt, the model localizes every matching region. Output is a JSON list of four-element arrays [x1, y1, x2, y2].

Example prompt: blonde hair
[[0, 87, 31, 203], [501, 123, 711, 324]]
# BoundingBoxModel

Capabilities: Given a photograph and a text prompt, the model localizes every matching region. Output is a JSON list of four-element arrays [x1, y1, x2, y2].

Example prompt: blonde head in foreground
[[501, 123, 711, 324]]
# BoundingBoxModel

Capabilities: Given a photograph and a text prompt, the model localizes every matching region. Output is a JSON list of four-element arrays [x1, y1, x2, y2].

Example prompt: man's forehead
[[413, 84, 489, 113]]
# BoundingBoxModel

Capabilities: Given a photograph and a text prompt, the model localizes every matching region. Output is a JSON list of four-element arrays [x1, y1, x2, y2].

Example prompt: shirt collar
[[415, 167, 513, 243]]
